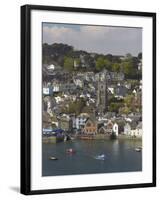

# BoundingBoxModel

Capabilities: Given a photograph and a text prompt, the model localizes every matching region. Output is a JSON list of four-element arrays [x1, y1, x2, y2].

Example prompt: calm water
[[42, 139, 142, 176]]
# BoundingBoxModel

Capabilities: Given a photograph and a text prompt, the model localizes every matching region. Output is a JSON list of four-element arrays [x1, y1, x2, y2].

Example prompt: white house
[[52, 83, 60, 92], [43, 86, 53, 95], [98, 120, 118, 136], [75, 113, 89, 130], [124, 123, 131, 135], [124, 122, 142, 137], [113, 123, 119, 136], [131, 122, 142, 137]]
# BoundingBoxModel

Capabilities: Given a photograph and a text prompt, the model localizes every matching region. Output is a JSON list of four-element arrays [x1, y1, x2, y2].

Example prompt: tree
[[73, 58, 81, 69], [121, 60, 137, 78], [66, 98, 86, 115], [96, 57, 111, 71], [119, 107, 131, 115], [75, 58, 81, 66], [63, 56, 74, 71], [123, 94, 141, 112], [112, 63, 121, 72], [106, 54, 113, 62], [108, 102, 123, 113], [138, 52, 142, 60], [123, 61, 133, 75]]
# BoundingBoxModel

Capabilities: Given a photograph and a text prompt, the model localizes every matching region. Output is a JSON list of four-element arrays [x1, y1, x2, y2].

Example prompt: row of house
[[43, 80, 141, 101], [49, 112, 142, 137], [124, 122, 142, 137]]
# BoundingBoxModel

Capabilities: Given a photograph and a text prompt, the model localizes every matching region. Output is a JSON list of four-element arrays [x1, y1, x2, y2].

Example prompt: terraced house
[[83, 117, 97, 135]]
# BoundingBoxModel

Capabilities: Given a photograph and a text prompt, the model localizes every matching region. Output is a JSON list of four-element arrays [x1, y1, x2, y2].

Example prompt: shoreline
[[77, 134, 142, 141], [42, 134, 142, 144]]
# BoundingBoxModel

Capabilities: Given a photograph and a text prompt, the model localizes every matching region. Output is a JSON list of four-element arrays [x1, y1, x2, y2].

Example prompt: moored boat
[[94, 154, 106, 160], [134, 147, 142, 152], [49, 156, 58, 160], [66, 148, 76, 154]]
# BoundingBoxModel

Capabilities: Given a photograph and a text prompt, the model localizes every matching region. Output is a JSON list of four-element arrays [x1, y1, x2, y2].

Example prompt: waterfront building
[[124, 121, 142, 137], [124, 123, 131, 135], [130, 122, 142, 137], [105, 120, 113, 134], [75, 113, 90, 130], [98, 120, 118, 136], [135, 122, 142, 137], [83, 117, 97, 135], [98, 124, 108, 134], [113, 123, 119, 136]]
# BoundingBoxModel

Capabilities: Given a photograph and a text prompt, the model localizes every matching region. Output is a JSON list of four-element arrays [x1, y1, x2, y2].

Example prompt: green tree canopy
[[121, 59, 137, 78], [95, 57, 111, 71], [64, 98, 86, 115], [108, 102, 123, 113], [63, 56, 74, 71], [112, 63, 121, 72]]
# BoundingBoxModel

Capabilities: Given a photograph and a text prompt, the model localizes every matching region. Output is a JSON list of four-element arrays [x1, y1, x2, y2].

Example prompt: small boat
[[49, 156, 58, 160], [134, 148, 142, 152], [94, 154, 106, 160], [66, 148, 76, 154]]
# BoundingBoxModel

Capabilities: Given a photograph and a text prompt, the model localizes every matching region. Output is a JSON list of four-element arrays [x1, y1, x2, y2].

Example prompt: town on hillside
[[42, 43, 142, 142]]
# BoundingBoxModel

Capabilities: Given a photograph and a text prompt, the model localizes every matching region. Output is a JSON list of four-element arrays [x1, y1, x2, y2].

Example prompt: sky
[[42, 23, 142, 56]]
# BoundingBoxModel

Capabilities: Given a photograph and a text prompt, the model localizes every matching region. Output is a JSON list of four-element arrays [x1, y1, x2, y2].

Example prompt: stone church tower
[[96, 70, 108, 114]]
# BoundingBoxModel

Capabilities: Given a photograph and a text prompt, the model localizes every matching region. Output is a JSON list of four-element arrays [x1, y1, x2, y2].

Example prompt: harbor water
[[42, 139, 142, 176]]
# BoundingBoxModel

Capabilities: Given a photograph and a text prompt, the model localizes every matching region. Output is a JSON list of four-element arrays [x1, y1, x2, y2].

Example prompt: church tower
[[96, 70, 108, 114]]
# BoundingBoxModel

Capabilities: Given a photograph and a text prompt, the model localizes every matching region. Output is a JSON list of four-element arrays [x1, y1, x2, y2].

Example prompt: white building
[[124, 122, 142, 137], [43, 86, 53, 95], [75, 113, 89, 130], [124, 123, 131, 135], [131, 122, 142, 137], [113, 123, 119, 136], [52, 83, 60, 92]]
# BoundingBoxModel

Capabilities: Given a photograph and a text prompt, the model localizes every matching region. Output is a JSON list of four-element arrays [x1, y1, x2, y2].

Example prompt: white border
[[31, 10, 153, 191]]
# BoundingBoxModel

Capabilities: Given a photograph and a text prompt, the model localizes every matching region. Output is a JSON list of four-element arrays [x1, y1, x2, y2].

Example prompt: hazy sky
[[43, 23, 142, 56]]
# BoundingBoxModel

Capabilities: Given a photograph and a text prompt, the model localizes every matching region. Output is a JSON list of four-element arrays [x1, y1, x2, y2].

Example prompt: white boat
[[134, 148, 142, 152], [49, 156, 58, 160], [94, 154, 106, 160]]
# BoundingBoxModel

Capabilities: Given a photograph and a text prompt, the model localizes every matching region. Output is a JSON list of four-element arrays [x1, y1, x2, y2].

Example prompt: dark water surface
[[42, 139, 142, 176]]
